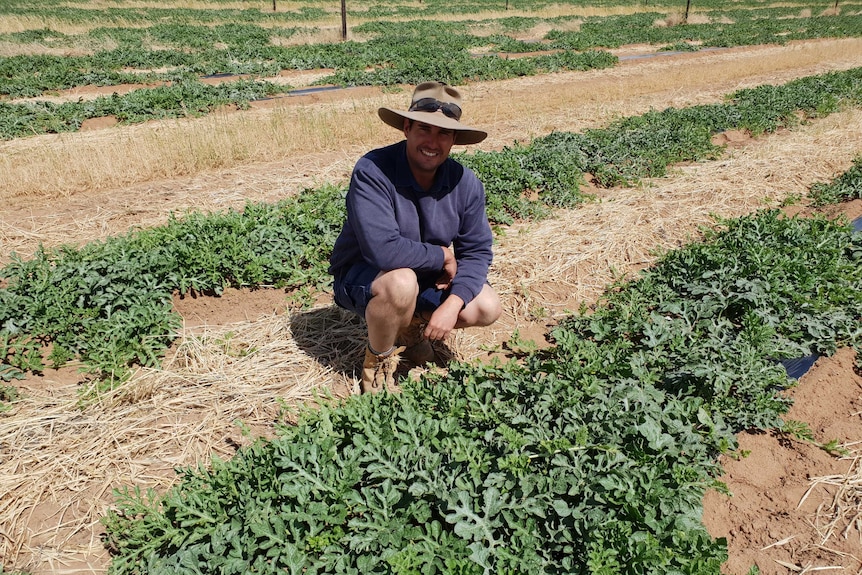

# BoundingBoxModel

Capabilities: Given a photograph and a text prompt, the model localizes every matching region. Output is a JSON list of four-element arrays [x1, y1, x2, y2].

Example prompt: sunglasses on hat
[[408, 97, 463, 121]]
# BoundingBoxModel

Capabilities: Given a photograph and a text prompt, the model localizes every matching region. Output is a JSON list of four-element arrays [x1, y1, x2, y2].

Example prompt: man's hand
[[436, 246, 457, 289], [425, 295, 463, 341]]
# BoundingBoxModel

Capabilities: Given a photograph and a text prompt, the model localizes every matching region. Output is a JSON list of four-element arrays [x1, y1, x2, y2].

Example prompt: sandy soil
[[704, 346, 862, 575], [1, 38, 861, 574]]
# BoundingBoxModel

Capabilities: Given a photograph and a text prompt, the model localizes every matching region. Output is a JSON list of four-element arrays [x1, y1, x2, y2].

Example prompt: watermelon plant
[[100, 209, 862, 574], [809, 155, 862, 206], [2, 0, 860, 133], [0, 79, 295, 139], [1, 67, 861, 387], [0, 185, 345, 385]]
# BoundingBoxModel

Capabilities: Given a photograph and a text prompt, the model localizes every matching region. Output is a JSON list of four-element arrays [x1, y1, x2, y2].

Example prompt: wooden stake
[[341, 0, 347, 40]]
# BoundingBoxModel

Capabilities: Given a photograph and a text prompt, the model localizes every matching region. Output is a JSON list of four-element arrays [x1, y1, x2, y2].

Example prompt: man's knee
[[464, 285, 502, 327], [371, 268, 419, 308]]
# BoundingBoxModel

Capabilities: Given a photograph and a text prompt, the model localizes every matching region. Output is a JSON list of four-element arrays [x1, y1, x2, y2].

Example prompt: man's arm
[[446, 173, 494, 307], [425, 171, 493, 339], [347, 157, 445, 273], [435, 245, 457, 290]]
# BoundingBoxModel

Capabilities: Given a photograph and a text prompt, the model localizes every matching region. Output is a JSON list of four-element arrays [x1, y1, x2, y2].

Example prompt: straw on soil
[[2, 45, 862, 575], [490, 108, 862, 330], [3, 37, 861, 206], [0, 311, 355, 570], [803, 451, 862, 549]]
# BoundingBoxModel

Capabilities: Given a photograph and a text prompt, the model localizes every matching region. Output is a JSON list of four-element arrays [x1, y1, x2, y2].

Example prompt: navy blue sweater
[[328, 141, 493, 307]]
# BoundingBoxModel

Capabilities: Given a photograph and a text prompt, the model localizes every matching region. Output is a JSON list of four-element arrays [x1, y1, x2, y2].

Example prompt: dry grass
[[800, 447, 862, 568], [805, 454, 862, 544], [0, 16, 106, 36], [0, 40, 108, 58], [271, 26, 355, 46], [653, 11, 731, 27], [0, 97, 388, 198], [2, 37, 861, 205], [3, 33, 862, 573], [3, 105, 861, 573], [654, 12, 689, 27], [463, 18, 583, 42]]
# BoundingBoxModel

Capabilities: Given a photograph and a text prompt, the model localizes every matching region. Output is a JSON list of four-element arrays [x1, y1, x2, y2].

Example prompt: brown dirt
[[2, 38, 862, 574], [703, 347, 862, 574]]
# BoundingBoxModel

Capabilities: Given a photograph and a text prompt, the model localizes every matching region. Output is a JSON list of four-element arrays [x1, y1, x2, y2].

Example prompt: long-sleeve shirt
[[328, 141, 493, 307]]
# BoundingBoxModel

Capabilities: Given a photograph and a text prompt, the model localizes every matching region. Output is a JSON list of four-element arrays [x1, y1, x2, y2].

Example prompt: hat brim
[[378, 107, 487, 145]]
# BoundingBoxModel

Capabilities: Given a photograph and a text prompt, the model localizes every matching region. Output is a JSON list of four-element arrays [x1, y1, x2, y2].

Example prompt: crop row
[[0, 66, 860, 391], [1, 8, 860, 100], [100, 208, 862, 575], [0, 0, 821, 27], [0, 79, 294, 139], [810, 155, 862, 205], [545, 10, 862, 50], [0, 48, 617, 139]]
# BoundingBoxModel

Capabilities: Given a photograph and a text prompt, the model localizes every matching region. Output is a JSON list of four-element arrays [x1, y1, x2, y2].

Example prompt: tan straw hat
[[378, 81, 488, 145]]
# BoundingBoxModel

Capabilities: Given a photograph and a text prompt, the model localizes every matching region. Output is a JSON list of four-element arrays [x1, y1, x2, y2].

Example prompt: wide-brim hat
[[378, 81, 488, 145]]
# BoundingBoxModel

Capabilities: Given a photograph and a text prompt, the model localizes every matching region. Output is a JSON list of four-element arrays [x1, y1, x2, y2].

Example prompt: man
[[329, 81, 502, 394]]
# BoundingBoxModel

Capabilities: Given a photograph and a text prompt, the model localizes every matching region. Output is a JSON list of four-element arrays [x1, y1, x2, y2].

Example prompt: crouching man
[[328, 81, 502, 393]]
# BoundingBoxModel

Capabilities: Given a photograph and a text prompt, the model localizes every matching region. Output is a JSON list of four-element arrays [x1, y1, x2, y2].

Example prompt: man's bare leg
[[456, 284, 502, 328], [365, 268, 418, 354], [418, 284, 502, 327]]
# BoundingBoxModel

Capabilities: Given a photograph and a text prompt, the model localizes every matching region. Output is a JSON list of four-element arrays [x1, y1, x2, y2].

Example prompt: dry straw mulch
[[3, 107, 861, 574], [803, 451, 862, 551], [2, 35, 862, 569]]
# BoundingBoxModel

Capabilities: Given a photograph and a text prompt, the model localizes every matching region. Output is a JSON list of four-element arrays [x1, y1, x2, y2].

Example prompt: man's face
[[402, 119, 456, 183]]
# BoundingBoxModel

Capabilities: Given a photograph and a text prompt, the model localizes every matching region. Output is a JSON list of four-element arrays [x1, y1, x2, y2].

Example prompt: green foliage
[[580, 107, 723, 186], [3, 68, 861, 384], [103, 358, 731, 574], [2, 3, 860, 137], [0, 79, 293, 139], [0, 19, 615, 101], [0, 185, 345, 384], [316, 21, 617, 88], [809, 156, 862, 206], [102, 209, 862, 574], [0, 382, 20, 413], [659, 42, 700, 53], [728, 69, 862, 135], [464, 67, 862, 192], [780, 420, 851, 456], [553, 210, 862, 430], [457, 132, 592, 223], [458, 146, 549, 224], [2, 3, 860, 570], [545, 11, 862, 51]]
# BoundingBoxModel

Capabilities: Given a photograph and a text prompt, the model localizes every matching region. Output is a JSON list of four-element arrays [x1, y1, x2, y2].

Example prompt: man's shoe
[[361, 345, 405, 394], [398, 318, 437, 366]]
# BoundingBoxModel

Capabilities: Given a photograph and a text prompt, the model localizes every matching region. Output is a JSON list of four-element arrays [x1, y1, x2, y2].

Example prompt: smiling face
[[402, 119, 456, 190]]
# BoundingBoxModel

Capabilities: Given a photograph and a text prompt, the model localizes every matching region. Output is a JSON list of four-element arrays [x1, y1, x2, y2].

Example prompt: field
[[2, 0, 862, 573]]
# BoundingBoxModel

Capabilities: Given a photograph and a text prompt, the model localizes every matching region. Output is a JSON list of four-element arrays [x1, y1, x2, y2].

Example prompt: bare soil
[[1, 38, 861, 574], [703, 347, 862, 575]]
